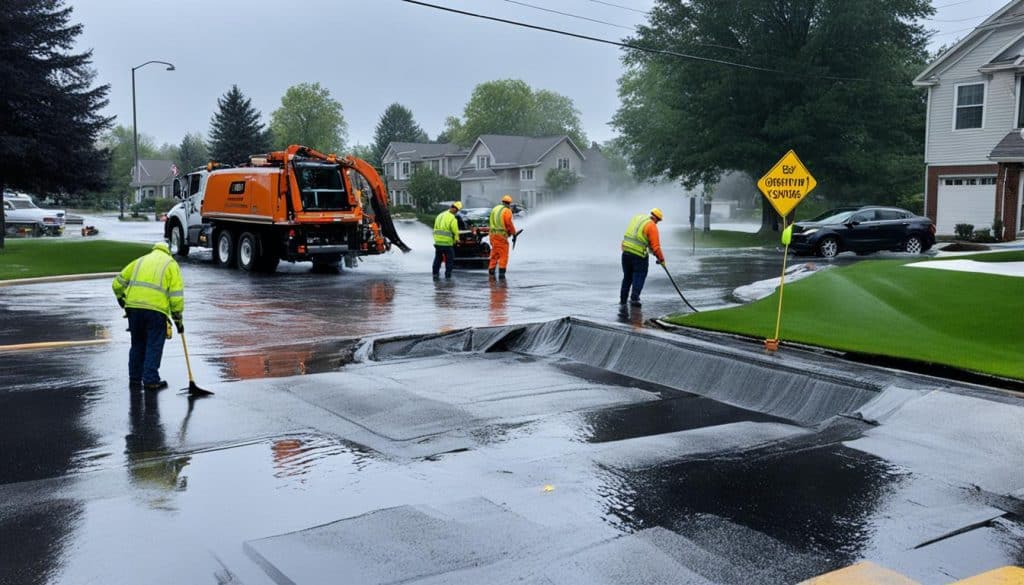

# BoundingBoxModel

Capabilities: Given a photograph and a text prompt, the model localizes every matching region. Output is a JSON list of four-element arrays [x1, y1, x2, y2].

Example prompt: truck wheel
[[238, 231, 260, 272], [169, 222, 190, 257], [311, 255, 340, 273], [255, 234, 280, 273], [214, 229, 236, 267]]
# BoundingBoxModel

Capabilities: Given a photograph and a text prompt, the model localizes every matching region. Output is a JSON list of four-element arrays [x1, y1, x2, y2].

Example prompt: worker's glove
[[656, 259, 665, 266], [172, 312, 184, 334], [117, 297, 126, 309]]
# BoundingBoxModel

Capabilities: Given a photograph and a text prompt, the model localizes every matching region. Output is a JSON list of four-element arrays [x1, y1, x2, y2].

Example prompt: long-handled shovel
[[660, 263, 699, 313], [179, 329, 213, 396]]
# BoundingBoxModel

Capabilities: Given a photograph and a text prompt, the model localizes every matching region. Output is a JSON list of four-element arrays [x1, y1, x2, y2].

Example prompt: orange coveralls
[[488, 207, 517, 271]]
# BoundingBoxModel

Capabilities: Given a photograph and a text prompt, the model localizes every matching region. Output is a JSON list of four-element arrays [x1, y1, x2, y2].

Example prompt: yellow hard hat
[[452, 201, 463, 210], [502, 194, 513, 204], [650, 208, 664, 220]]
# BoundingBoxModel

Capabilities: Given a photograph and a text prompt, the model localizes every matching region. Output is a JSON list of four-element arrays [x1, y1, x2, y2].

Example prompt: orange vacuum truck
[[165, 145, 410, 272]]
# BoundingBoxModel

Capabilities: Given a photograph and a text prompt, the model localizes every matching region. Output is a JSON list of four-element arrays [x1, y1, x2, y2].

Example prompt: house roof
[[385, 142, 465, 162], [914, 0, 1024, 85], [989, 130, 1024, 161], [459, 168, 497, 181], [130, 159, 176, 187], [473, 135, 585, 167]]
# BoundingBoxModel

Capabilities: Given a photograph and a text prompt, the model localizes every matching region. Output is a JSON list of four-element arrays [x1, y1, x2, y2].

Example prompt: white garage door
[[936, 176, 996, 235]]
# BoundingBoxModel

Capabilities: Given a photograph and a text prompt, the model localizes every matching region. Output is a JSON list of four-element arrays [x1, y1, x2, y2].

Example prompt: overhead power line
[[503, 0, 634, 30], [400, 0, 869, 82], [584, 0, 650, 14]]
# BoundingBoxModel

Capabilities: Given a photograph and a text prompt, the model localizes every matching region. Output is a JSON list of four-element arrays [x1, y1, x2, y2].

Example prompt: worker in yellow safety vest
[[112, 242, 185, 390], [620, 208, 665, 308], [488, 194, 517, 278], [433, 201, 462, 278]]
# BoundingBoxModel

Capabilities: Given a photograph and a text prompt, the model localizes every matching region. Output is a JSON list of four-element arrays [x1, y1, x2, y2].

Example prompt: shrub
[[954, 223, 974, 240], [972, 228, 995, 243], [992, 217, 1004, 242], [154, 198, 176, 215]]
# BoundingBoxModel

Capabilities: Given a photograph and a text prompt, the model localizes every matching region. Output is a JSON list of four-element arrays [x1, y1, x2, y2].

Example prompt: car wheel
[[904, 235, 924, 254], [237, 232, 260, 272], [214, 229, 236, 267], [169, 222, 190, 257], [817, 236, 839, 259]]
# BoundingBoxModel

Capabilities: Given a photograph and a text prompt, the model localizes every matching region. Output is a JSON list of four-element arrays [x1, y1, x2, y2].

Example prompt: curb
[[0, 272, 119, 288]]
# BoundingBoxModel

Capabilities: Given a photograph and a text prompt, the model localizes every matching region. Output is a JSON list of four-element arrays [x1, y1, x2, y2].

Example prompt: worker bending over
[[433, 201, 462, 279], [488, 194, 517, 278], [112, 242, 185, 390], [620, 208, 665, 308]]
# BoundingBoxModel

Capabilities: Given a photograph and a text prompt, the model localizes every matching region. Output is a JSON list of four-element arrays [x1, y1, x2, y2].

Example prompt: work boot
[[619, 298, 627, 305], [629, 299, 642, 308], [487, 268, 495, 277], [498, 269, 506, 279], [129, 380, 143, 390], [144, 380, 169, 391]]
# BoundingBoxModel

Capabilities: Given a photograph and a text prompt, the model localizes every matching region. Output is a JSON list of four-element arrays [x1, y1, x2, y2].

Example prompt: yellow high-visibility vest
[[112, 243, 184, 317], [489, 204, 508, 236], [622, 214, 651, 258], [433, 210, 459, 246]]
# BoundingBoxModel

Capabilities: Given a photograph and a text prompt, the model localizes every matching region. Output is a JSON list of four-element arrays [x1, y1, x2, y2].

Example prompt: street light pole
[[128, 60, 175, 220]]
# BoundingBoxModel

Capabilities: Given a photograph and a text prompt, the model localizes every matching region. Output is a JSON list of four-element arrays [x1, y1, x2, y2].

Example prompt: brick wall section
[[925, 163, 999, 224]]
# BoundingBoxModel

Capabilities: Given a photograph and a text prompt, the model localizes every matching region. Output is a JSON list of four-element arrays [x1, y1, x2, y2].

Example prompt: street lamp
[[127, 60, 175, 219]]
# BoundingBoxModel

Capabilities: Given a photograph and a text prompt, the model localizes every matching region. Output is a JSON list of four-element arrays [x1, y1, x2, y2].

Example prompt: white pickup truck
[[3, 192, 65, 236]]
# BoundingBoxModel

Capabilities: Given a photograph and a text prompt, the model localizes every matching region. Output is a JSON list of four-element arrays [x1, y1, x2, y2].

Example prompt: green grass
[[0, 239, 152, 280], [667, 251, 1024, 380], [680, 228, 776, 249]]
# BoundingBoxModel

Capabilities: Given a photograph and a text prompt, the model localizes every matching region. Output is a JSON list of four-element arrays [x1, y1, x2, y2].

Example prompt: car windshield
[[295, 163, 349, 211], [9, 199, 36, 209], [813, 210, 856, 224]]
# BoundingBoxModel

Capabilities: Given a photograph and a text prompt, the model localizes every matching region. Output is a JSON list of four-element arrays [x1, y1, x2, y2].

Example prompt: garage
[[935, 176, 996, 235]]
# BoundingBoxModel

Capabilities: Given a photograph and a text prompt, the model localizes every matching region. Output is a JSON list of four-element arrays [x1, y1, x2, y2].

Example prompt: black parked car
[[790, 206, 936, 259]]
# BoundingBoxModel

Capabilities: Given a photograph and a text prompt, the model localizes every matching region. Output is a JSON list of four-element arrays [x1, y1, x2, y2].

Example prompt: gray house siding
[[926, 27, 1024, 165]]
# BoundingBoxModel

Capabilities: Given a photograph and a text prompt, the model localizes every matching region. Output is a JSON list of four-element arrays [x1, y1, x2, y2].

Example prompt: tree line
[[3, 0, 934, 246]]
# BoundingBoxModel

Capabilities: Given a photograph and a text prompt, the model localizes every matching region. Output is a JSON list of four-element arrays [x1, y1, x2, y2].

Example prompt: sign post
[[756, 150, 817, 352]]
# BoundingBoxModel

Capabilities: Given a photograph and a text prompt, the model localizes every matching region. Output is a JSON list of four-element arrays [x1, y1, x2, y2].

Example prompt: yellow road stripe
[[798, 561, 920, 585], [950, 566, 1024, 584], [0, 339, 111, 352]]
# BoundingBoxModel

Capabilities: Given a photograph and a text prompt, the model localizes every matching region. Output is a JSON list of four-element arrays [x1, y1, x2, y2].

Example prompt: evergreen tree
[[371, 103, 428, 166], [0, 0, 112, 247], [177, 132, 209, 174], [208, 85, 269, 165]]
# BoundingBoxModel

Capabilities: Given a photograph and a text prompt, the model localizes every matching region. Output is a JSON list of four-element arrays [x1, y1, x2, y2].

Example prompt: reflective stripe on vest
[[489, 205, 507, 236], [433, 211, 457, 246], [622, 214, 651, 257]]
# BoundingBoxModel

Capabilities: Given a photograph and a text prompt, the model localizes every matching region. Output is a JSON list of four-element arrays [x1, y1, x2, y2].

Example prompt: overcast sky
[[71, 0, 1011, 151]]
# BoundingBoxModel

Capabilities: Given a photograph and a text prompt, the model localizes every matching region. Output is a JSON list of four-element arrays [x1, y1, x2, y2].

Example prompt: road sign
[[757, 150, 817, 217]]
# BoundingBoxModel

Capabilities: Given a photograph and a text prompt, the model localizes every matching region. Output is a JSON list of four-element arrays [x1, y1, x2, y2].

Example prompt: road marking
[[798, 561, 920, 584], [0, 339, 111, 352]]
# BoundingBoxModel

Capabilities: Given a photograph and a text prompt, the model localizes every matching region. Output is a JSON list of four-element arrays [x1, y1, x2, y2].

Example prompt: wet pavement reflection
[[1, 213, 1018, 584]]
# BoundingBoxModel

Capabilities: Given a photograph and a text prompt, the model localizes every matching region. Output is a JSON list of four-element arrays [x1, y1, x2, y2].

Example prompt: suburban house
[[914, 0, 1024, 240], [458, 135, 586, 209], [129, 159, 177, 203], [379, 142, 466, 207]]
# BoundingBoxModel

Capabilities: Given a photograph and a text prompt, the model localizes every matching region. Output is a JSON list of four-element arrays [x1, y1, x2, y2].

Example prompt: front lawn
[[667, 251, 1024, 380], [0, 239, 152, 280], [680, 228, 776, 249]]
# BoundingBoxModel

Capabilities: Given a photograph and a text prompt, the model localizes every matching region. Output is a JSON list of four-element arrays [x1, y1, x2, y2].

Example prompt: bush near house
[[954, 223, 974, 240]]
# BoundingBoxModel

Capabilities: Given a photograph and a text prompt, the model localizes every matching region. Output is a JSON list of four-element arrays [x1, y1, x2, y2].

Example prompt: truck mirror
[[172, 178, 182, 199]]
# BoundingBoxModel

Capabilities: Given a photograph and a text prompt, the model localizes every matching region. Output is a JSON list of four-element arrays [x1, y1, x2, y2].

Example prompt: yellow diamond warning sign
[[757, 150, 817, 217]]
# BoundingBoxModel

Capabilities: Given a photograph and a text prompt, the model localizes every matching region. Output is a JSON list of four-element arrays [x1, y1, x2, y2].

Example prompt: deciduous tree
[[208, 85, 269, 165], [447, 80, 588, 148], [371, 103, 428, 166], [0, 0, 112, 247], [269, 82, 347, 154], [613, 0, 932, 230], [407, 168, 460, 213]]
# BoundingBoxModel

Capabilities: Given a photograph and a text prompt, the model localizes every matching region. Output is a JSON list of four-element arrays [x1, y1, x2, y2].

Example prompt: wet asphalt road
[[2, 211, 1022, 584]]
